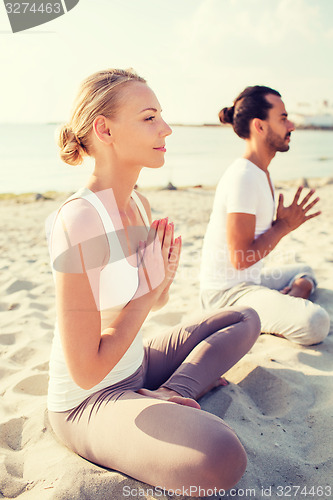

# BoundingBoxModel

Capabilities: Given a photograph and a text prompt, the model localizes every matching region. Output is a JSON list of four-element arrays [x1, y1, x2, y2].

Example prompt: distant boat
[[290, 100, 333, 129], [290, 113, 333, 129]]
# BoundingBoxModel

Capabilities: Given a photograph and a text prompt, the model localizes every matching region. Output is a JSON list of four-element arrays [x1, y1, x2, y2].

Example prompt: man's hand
[[275, 187, 321, 234]]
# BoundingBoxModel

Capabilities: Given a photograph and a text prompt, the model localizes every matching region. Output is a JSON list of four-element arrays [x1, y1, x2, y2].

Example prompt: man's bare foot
[[137, 387, 201, 409], [219, 377, 229, 387], [280, 277, 313, 299]]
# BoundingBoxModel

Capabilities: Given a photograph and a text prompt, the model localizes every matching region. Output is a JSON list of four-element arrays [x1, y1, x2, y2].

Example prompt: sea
[[0, 124, 332, 194]]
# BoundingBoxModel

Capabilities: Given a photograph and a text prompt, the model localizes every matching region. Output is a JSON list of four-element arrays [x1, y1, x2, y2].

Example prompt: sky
[[1, 0, 333, 124]]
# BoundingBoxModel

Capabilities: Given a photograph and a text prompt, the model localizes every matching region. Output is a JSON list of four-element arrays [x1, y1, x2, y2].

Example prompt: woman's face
[[109, 81, 172, 169]]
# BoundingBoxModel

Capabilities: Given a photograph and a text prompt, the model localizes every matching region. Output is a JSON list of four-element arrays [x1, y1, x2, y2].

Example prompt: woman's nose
[[161, 120, 172, 137]]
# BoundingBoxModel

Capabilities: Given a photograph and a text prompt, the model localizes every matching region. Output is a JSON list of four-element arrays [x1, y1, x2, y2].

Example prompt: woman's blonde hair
[[58, 69, 146, 166]]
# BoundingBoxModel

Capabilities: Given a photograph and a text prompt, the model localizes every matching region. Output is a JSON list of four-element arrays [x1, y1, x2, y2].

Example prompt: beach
[[0, 179, 332, 500]]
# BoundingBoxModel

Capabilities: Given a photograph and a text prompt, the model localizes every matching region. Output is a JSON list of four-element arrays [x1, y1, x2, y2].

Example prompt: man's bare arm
[[227, 187, 320, 270]]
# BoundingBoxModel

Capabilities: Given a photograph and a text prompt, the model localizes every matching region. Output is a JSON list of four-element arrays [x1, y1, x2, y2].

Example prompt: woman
[[47, 68, 260, 494]]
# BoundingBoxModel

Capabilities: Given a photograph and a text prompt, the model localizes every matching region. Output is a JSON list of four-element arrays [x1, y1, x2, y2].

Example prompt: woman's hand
[[134, 218, 181, 303]]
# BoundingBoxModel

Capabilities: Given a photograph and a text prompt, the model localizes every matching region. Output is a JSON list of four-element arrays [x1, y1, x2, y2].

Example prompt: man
[[200, 85, 330, 345]]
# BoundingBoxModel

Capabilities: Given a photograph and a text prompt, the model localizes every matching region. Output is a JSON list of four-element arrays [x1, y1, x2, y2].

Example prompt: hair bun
[[218, 106, 234, 125], [57, 124, 85, 166]]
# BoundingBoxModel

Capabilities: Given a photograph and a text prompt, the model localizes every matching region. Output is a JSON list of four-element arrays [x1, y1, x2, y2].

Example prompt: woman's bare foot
[[137, 387, 201, 409], [280, 277, 313, 299], [196, 376, 229, 400]]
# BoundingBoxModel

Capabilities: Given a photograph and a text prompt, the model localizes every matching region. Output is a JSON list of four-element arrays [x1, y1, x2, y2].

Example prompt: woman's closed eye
[[145, 116, 155, 121]]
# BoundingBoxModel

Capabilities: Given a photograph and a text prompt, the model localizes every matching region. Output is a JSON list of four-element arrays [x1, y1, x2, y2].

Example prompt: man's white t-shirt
[[200, 158, 276, 292]]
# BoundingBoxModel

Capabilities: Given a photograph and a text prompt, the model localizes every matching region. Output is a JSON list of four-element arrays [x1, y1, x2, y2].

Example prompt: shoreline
[[1, 175, 333, 202], [2, 122, 333, 131]]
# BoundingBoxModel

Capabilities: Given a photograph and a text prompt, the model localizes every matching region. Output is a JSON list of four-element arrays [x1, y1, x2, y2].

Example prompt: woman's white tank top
[[47, 188, 149, 412]]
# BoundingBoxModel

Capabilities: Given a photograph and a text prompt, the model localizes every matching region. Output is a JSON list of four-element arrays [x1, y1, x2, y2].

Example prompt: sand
[[0, 179, 332, 500]]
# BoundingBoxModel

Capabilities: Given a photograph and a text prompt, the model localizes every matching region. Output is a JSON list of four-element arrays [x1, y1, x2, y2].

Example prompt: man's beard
[[266, 125, 290, 152]]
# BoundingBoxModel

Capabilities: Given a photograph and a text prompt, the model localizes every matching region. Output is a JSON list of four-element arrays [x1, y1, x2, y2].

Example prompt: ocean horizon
[[0, 124, 332, 194]]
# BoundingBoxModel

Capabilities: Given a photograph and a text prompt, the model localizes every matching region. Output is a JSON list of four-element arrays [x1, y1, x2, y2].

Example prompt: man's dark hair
[[219, 86, 281, 139]]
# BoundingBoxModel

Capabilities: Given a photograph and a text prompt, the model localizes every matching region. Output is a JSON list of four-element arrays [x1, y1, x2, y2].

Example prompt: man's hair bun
[[218, 106, 235, 125]]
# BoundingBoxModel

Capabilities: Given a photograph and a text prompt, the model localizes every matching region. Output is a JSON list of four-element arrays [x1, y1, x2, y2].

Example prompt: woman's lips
[[154, 146, 166, 152]]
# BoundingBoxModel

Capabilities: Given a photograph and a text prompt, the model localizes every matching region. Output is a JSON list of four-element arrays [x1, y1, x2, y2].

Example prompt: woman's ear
[[93, 115, 113, 145]]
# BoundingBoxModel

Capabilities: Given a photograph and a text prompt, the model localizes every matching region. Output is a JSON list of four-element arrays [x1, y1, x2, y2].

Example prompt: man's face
[[264, 94, 295, 153]]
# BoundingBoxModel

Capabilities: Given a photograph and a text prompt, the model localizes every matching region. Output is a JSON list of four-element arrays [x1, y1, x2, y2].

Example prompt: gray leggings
[[48, 306, 260, 494]]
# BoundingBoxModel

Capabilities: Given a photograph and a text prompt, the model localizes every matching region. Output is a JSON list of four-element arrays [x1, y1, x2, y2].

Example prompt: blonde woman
[[46, 68, 260, 494]]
